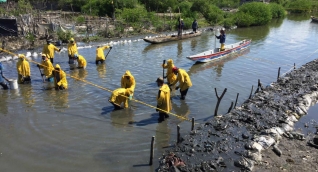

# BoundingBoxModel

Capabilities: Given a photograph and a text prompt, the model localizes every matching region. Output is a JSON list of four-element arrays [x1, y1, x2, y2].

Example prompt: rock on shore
[[158, 59, 318, 171]]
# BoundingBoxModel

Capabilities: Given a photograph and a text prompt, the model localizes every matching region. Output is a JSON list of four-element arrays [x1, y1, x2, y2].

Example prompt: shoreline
[[158, 58, 318, 171]]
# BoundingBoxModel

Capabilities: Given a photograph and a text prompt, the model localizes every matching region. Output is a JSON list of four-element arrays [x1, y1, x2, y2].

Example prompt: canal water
[[1, 14, 318, 171]]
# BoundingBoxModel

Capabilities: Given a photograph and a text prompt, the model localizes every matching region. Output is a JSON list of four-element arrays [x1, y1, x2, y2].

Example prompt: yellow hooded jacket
[[157, 84, 172, 113], [42, 43, 60, 59], [171, 68, 192, 91], [121, 70, 136, 93], [109, 88, 132, 108], [77, 55, 87, 68], [54, 64, 68, 89], [96, 45, 111, 61], [162, 59, 177, 84], [16, 55, 30, 77], [40, 59, 54, 77], [67, 38, 78, 57]]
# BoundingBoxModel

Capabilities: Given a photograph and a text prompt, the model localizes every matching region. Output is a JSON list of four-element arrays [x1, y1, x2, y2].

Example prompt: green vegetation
[[0, 0, 317, 37], [57, 29, 74, 43]]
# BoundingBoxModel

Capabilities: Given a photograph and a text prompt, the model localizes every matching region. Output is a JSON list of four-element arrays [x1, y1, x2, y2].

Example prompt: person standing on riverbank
[[42, 39, 61, 64], [96, 45, 112, 64], [0, 62, 9, 90], [162, 59, 177, 86], [16, 54, 31, 84], [121, 70, 136, 95], [192, 19, 198, 33], [74, 54, 87, 69], [67, 38, 78, 65], [53, 64, 68, 90], [170, 67, 192, 100], [37, 54, 54, 82], [178, 18, 184, 38], [156, 77, 172, 122], [108, 88, 133, 110], [216, 29, 226, 51]]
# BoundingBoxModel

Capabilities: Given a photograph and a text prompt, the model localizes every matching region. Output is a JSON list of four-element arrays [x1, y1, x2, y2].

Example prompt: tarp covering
[[0, 18, 18, 36]]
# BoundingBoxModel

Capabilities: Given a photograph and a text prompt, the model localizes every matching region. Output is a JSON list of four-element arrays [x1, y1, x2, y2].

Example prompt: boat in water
[[143, 31, 202, 44], [311, 16, 318, 23], [187, 39, 251, 63]]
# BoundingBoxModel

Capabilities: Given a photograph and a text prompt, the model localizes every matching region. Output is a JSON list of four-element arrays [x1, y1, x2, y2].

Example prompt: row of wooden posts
[[148, 64, 296, 165]]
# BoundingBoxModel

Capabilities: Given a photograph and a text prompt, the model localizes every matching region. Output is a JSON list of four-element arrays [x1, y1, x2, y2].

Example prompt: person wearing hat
[[178, 18, 184, 37], [67, 38, 78, 64], [215, 29, 226, 51], [37, 54, 54, 81], [42, 39, 61, 64], [108, 88, 133, 110], [73, 54, 87, 69], [53, 64, 68, 90], [170, 66, 192, 100], [96, 45, 112, 64], [0, 62, 9, 89], [16, 54, 31, 84], [121, 70, 136, 94], [156, 77, 172, 122], [162, 59, 177, 86], [192, 19, 198, 33]]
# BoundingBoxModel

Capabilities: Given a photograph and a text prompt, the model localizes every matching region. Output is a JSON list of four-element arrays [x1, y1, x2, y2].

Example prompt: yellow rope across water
[[0, 48, 192, 122]]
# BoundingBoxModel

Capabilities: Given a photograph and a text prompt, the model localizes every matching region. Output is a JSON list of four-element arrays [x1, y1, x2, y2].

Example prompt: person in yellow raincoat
[[74, 54, 87, 69], [156, 77, 172, 122], [37, 54, 54, 81], [53, 64, 68, 90], [67, 38, 78, 64], [42, 39, 61, 63], [170, 66, 192, 100], [16, 54, 31, 84], [108, 88, 133, 110], [162, 59, 177, 85], [96, 45, 112, 64], [121, 70, 136, 94]]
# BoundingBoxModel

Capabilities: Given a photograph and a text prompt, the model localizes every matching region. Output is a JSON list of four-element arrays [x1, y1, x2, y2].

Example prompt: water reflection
[[287, 13, 311, 21], [155, 120, 171, 151], [231, 26, 270, 43], [268, 18, 284, 28], [54, 91, 69, 108], [96, 64, 107, 79], [20, 86, 35, 107], [110, 108, 134, 128], [177, 41, 182, 56], [191, 39, 198, 50], [78, 69, 88, 80], [172, 101, 190, 123], [0, 91, 9, 114]]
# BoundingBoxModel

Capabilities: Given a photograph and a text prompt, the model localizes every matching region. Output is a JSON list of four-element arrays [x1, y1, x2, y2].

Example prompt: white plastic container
[[8, 79, 18, 89]]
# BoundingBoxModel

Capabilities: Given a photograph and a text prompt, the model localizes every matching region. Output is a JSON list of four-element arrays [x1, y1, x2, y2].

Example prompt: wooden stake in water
[[249, 85, 254, 99], [191, 117, 194, 131], [214, 88, 227, 116], [177, 125, 180, 144], [149, 136, 155, 165], [234, 93, 239, 107], [277, 67, 281, 81]]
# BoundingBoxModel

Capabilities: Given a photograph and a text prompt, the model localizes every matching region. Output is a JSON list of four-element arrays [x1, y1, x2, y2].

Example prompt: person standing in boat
[[156, 77, 172, 122], [192, 19, 198, 33], [215, 29, 226, 51], [42, 39, 61, 64], [0, 62, 9, 89], [170, 66, 192, 100], [16, 54, 31, 84], [178, 18, 184, 38]]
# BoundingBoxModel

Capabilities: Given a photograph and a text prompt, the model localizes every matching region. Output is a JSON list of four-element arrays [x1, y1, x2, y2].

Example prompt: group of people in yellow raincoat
[[108, 58, 192, 122]]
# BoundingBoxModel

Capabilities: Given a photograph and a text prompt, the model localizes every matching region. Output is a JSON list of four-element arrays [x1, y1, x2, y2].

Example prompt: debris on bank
[[158, 59, 318, 171]]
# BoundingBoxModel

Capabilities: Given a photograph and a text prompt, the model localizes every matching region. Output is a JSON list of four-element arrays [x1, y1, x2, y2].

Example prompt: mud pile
[[158, 59, 318, 171]]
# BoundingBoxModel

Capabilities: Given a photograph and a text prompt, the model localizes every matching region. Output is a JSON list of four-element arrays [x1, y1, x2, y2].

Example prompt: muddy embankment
[[158, 59, 318, 171]]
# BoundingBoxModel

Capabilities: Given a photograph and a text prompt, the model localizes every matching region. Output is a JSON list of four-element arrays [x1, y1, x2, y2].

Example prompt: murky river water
[[1, 14, 318, 171]]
